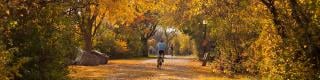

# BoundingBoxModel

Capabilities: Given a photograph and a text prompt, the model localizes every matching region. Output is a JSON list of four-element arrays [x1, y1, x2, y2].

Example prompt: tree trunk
[[80, 33, 109, 66], [142, 38, 148, 57], [83, 33, 93, 53]]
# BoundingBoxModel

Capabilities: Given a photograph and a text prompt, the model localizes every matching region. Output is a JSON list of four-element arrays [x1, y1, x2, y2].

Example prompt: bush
[[0, 1, 79, 79]]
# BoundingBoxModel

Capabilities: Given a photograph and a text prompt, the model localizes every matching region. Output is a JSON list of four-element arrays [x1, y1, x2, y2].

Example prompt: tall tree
[[71, 0, 106, 53], [70, 0, 137, 53], [260, 0, 320, 79], [131, 11, 159, 57]]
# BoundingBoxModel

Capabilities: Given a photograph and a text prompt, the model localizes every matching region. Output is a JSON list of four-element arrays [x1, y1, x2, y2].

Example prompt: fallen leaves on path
[[68, 56, 253, 80]]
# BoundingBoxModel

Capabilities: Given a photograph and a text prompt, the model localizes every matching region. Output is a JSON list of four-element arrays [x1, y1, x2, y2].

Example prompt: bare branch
[[92, 11, 107, 37]]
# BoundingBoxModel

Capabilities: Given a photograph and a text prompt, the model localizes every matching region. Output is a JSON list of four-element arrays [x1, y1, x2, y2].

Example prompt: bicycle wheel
[[157, 58, 161, 68]]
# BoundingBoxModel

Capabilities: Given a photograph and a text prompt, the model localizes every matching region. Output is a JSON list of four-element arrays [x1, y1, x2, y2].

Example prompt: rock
[[77, 50, 109, 66]]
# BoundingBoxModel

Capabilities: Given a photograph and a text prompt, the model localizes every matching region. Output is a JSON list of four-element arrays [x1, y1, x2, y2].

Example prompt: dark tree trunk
[[83, 33, 93, 53], [260, 0, 287, 38], [142, 38, 148, 57]]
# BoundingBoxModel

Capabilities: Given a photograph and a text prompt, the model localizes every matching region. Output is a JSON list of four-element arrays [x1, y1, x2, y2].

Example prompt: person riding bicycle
[[156, 40, 166, 68]]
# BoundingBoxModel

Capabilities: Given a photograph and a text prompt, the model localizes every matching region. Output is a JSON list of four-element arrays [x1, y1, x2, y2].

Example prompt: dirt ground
[[68, 56, 253, 80]]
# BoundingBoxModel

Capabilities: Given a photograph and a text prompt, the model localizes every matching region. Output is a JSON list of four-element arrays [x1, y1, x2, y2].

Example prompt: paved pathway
[[69, 55, 250, 80]]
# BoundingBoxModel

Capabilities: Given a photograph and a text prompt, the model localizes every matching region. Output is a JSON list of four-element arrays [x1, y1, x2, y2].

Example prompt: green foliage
[[95, 28, 131, 58], [0, 42, 11, 80], [0, 1, 79, 79], [0, 0, 319, 79], [171, 33, 197, 56], [95, 25, 144, 58], [173, 0, 320, 79]]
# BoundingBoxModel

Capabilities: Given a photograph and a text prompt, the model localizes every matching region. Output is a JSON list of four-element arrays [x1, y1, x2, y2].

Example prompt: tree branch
[[260, 0, 286, 38], [146, 23, 158, 39], [92, 11, 106, 37]]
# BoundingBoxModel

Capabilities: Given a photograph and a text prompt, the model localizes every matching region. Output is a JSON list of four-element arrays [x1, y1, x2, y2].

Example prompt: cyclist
[[156, 40, 166, 69]]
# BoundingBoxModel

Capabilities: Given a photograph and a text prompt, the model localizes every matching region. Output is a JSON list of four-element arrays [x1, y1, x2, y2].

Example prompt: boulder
[[75, 50, 109, 66]]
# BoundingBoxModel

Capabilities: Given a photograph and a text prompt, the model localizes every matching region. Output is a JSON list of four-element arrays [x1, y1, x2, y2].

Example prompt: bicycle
[[157, 50, 165, 69]]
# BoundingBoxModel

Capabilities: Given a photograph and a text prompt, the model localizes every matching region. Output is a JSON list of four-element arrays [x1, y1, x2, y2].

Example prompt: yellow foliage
[[114, 39, 129, 53]]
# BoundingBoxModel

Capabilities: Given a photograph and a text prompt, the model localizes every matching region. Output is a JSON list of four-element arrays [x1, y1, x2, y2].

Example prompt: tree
[[163, 27, 177, 55], [0, 0, 79, 79], [130, 11, 159, 57], [69, 0, 138, 53], [69, 0, 106, 54], [260, 0, 320, 79]]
